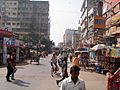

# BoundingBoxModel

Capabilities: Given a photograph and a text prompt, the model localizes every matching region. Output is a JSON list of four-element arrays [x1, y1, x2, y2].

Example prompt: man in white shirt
[[60, 66, 86, 90]]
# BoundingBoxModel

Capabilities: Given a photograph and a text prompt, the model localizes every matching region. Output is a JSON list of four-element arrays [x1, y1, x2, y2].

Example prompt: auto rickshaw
[[80, 51, 90, 70]]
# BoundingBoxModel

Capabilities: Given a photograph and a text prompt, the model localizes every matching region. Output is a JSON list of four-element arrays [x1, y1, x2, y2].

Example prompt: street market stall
[[90, 44, 120, 74]]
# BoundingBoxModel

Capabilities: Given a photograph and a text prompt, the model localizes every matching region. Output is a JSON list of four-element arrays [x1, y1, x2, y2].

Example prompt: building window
[[13, 12, 16, 15], [8, 12, 11, 15], [12, 23, 16, 25], [17, 23, 20, 25], [10, 3, 12, 5], [13, 8, 17, 10], [14, 3, 17, 5], [3, 3, 5, 5], [7, 23, 11, 25], [2, 23, 5, 25], [18, 12, 20, 15]]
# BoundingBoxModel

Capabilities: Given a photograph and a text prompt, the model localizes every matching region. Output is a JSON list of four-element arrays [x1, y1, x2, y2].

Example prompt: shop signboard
[[106, 9, 120, 27], [118, 48, 120, 56], [3, 37, 17, 46], [111, 48, 118, 57], [0, 29, 13, 36], [94, 16, 107, 29], [111, 12, 120, 26]]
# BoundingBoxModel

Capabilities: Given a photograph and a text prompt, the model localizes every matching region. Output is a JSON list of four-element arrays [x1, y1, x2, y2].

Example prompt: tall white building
[[64, 29, 79, 49]]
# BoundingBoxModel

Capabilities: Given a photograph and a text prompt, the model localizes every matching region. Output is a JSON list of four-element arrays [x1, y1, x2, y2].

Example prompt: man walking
[[11, 53, 17, 80], [6, 53, 14, 82], [60, 66, 86, 90]]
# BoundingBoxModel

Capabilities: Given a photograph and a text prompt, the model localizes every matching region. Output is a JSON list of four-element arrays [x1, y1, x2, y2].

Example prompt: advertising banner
[[94, 16, 107, 29], [111, 48, 118, 57], [106, 12, 120, 28], [0, 29, 13, 36], [3, 37, 17, 46], [118, 48, 120, 56]]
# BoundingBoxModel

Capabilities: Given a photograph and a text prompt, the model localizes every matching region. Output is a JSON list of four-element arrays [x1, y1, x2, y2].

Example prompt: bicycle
[[50, 62, 58, 77]]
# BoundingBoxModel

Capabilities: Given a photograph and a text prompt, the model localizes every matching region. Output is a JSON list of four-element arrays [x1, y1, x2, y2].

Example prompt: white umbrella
[[91, 44, 106, 51]]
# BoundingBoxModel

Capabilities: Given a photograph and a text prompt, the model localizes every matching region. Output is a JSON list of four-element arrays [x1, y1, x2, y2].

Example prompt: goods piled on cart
[[90, 44, 120, 74]]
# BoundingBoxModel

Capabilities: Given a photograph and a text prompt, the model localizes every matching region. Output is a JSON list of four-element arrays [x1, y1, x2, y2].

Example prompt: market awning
[[90, 44, 107, 51]]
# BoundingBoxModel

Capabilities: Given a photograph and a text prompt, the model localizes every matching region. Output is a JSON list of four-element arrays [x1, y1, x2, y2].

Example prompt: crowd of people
[[50, 50, 86, 90], [50, 50, 120, 90], [5, 50, 119, 90]]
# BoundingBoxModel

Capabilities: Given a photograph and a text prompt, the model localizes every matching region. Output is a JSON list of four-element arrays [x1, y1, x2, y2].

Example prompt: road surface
[[0, 55, 106, 90]]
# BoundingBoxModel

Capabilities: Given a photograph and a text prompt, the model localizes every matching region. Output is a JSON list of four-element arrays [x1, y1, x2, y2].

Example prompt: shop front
[[105, 12, 120, 46], [0, 29, 13, 65], [3, 37, 19, 64]]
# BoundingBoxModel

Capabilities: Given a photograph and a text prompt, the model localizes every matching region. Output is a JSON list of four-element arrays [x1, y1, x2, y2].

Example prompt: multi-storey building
[[0, 0, 19, 29], [103, 0, 120, 47], [0, 0, 50, 39], [57, 42, 64, 49], [80, 0, 106, 47], [80, 0, 96, 46], [80, 0, 120, 47], [64, 29, 79, 49]]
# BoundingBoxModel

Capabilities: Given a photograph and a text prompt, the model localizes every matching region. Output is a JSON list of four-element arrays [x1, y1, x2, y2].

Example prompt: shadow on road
[[16, 61, 29, 66], [31, 63, 45, 66], [12, 79, 31, 87], [16, 66, 25, 69]]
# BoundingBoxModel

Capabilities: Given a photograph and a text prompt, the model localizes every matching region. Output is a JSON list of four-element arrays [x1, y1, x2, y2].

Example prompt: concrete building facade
[[0, 0, 50, 39], [102, 0, 120, 47], [80, 0, 105, 47], [64, 29, 79, 49]]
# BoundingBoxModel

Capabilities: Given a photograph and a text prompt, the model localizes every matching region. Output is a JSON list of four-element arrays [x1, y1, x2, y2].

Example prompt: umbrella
[[75, 51, 80, 53], [80, 51, 89, 53], [90, 44, 106, 51]]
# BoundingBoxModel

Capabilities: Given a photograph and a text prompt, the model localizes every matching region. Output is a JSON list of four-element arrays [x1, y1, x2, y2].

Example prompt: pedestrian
[[69, 52, 73, 62], [80, 52, 89, 71], [11, 53, 17, 80], [57, 52, 63, 67], [71, 52, 80, 67], [56, 58, 68, 85], [106, 67, 119, 90], [60, 65, 86, 90], [6, 53, 14, 82], [61, 50, 68, 76]]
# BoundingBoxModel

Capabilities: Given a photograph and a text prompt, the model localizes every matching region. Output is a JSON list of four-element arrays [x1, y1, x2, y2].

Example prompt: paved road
[[0, 55, 106, 90]]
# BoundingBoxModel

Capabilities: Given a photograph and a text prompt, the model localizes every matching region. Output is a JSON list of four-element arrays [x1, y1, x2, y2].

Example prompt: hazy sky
[[32, 0, 83, 45]]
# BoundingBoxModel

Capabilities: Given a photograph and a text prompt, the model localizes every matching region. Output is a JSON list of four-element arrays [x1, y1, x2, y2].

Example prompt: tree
[[22, 32, 54, 52]]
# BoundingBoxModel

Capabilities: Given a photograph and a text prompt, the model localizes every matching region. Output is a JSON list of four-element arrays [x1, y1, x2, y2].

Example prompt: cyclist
[[50, 53, 58, 73], [57, 52, 63, 67]]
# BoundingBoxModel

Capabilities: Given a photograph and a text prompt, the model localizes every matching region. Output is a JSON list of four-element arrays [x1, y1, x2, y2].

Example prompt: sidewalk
[[80, 70, 106, 90]]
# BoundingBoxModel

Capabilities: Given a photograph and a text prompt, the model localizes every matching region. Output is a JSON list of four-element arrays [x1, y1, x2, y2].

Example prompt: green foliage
[[22, 32, 55, 51]]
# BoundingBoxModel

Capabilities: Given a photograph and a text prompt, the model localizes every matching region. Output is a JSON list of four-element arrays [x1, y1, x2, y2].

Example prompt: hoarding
[[94, 16, 107, 29], [0, 29, 13, 36], [3, 37, 17, 46], [106, 12, 120, 28]]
